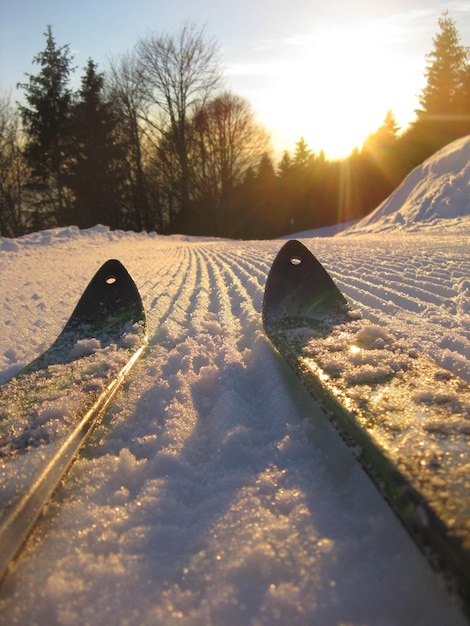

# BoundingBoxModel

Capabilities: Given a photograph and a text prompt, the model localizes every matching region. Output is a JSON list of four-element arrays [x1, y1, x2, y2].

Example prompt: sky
[[2, 0, 470, 159]]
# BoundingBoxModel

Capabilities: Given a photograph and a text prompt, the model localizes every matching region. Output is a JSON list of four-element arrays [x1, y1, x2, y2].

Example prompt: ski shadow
[[98, 324, 404, 624]]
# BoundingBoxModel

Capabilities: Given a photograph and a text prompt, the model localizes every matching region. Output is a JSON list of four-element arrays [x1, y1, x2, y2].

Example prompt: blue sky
[[2, 0, 470, 157]]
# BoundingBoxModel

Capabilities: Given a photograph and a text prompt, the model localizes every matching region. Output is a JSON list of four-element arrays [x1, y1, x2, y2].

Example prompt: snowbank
[[343, 135, 470, 235]]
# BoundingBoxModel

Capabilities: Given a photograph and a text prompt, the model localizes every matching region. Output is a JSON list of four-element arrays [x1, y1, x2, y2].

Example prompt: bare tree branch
[[136, 22, 222, 222]]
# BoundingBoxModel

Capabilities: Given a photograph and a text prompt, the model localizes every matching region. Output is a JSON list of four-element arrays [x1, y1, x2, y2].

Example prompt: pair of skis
[[1, 241, 469, 613]]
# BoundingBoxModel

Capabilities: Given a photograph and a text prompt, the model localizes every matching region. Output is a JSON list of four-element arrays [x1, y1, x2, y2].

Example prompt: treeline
[[1, 12, 470, 239]]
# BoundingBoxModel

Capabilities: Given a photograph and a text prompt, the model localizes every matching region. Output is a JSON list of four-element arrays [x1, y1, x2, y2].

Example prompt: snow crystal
[[70, 337, 101, 358], [355, 324, 395, 348]]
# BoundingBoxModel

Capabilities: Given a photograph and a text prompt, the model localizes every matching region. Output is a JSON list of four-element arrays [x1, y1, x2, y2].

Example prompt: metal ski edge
[[0, 341, 146, 583]]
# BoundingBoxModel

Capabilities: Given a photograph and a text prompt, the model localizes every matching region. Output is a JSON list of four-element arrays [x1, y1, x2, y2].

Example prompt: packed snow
[[0, 138, 469, 624]]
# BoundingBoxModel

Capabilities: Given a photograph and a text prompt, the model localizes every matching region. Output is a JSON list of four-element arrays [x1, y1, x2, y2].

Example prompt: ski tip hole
[[105, 275, 117, 285], [290, 256, 302, 266]]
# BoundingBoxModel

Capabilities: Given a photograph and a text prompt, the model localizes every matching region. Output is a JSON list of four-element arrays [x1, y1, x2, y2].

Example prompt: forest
[[1, 11, 470, 239]]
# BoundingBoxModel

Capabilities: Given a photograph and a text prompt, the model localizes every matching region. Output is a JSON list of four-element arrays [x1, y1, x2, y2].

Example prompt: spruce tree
[[418, 11, 468, 117], [68, 59, 125, 228], [404, 11, 470, 167], [18, 25, 75, 227]]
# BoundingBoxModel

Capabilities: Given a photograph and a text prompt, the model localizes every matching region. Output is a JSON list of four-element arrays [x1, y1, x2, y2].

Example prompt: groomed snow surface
[[0, 137, 469, 625]]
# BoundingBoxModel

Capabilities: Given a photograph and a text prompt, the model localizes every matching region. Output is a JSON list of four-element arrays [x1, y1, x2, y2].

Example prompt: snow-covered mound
[[344, 135, 470, 235]]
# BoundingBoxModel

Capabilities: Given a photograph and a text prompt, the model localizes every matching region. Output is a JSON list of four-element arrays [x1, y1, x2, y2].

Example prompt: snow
[[0, 138, 469, 624], [343, 135, 470, 235], [69, 337, 102, 358]]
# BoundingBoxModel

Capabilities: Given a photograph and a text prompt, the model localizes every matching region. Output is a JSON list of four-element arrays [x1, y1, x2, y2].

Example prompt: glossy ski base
[[263, 240, 470, 610], [0, 260, 147, 581]]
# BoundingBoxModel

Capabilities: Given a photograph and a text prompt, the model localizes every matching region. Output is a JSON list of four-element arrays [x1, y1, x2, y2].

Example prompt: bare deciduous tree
[[0, 94, 30, 237], [192, 91, 271, 234], [107, 51, 155, 230], [136, 22, 222, 225]]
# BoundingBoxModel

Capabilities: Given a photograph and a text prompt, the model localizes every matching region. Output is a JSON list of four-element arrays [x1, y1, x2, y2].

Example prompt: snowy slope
[[0, 139, 469, 625], [0, 221, 468, 625], [344, 135, 470, 235]]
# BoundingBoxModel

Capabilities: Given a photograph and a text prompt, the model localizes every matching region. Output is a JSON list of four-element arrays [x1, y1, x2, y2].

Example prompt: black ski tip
[[16, 260, 146, 376], [55, 259, 146, 347], [263, 240, 347, 329]]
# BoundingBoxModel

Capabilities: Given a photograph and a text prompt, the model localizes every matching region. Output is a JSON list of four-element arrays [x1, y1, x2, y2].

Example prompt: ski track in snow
[[0, 226, 469, 625]]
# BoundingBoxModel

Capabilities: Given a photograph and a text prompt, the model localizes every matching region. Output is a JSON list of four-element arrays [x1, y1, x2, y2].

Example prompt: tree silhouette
[[360, 110, 404, 212], [4, 14, 470, 239], [418, 11, 468, 117], [67, 59, 125, 228], [405, 11, 470, 164], [108, 52, 153, 231], [192, 91, 270, 235], [0, 94, 29, 236], [18, 25, 75, 227], [292, 137, 314, 170], [136, 23, 222, 228]]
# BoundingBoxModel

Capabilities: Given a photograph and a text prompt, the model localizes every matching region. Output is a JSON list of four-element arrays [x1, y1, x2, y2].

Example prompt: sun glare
[[258, 24, 415, 159]]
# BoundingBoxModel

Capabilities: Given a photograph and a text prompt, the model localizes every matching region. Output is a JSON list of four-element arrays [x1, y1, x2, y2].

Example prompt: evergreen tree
[[399, 12, 470, 169], [277, 150, 292, 179], [361, 111, 403, 214], [18, 25, 75, 227], [292, 137, 314, 170], [290, 137, 315, 230], [68, 59, 125, 228], [252, 153, 279, 237], [362, 111, 400, 172], [418, 11, 468, 117], [453, 49, 470, 124], [276, 150, 295, 233]]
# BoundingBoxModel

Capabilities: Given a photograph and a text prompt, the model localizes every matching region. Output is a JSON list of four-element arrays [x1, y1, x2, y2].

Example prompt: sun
[[257, 24, 416, 159]]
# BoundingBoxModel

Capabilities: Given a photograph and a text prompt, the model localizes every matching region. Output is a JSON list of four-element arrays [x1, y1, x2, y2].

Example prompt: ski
[[263, 239, 470, 609], [0, 259, 147, 580]]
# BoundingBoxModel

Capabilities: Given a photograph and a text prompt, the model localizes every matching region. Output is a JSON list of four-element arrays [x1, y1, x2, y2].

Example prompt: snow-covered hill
[[343, 135, 470, 235], [0, 141, 469, 624]]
